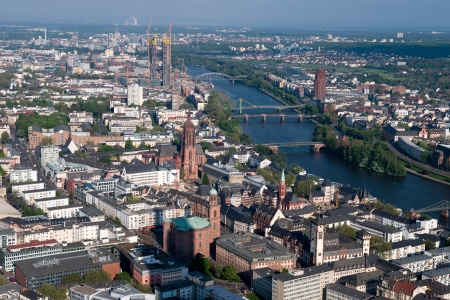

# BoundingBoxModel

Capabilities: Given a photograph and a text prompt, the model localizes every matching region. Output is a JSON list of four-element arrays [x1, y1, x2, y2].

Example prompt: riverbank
[[405, 167, 450, 187]]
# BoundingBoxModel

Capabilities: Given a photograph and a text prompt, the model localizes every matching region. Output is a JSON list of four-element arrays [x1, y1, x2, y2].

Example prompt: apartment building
[[34, 196, 69, 213], [40, 145, 60, 168], [12, 181, 45, 195], [46, 204, 83, 219], [21, 189, 56, 205], [9, 168, 38, 183]]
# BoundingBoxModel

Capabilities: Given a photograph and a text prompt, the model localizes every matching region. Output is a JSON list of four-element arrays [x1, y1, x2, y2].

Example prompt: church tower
[[208, 188, 221, 241], [181, 112, 198, 179], [278, 169, 286, 206]]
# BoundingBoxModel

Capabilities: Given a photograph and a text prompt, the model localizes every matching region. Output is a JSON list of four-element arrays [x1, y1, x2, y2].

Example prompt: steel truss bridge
[[413, 200, 450, 214], [194, 72, 247, 82]]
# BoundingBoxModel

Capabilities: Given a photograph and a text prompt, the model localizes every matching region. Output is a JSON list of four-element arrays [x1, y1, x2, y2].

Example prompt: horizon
[[1, 0, 450, 29]]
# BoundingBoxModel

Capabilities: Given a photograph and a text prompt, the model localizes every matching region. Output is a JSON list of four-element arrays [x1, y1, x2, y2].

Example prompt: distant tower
[[278, 169, 286, 205], [181, 112, 197, 179], [150, 34, 158, 80], [314, 69, 326, 99], [162, 33, 171, 86]]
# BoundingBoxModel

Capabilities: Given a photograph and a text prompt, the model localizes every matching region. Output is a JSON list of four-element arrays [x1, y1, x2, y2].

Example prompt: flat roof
[[15, 249, 119, 277], [22, 189, 56, 194]]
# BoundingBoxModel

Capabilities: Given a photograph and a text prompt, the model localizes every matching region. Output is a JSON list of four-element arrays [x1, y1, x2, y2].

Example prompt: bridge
[[412, 200, 450, 217], [232, 113, 315, 123], [194, 72, 247, 84], [231, 104, 305, 113], [247, 141, 326, 152]]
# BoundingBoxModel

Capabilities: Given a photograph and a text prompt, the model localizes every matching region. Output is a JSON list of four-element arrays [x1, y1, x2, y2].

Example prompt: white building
[[0, 239, 62, 272], [121, 163, 178, 187], [22, 189, 57, 205], [12, 181, 45, 195], [127, 83, 144, 106], [34, 196, 69, 212], [9, 168, 38, 183], [272, 266, 334, 300], [40, 145, 60, 168], [47, 205, 83, 219], [69, 111, 94, 124]]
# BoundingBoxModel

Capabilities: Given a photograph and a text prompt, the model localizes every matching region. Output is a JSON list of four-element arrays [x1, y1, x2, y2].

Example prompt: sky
[[1, 0, 450, 28]]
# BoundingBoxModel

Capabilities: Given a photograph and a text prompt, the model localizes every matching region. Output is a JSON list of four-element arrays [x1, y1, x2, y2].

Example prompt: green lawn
[[245, 293, 261, 300]]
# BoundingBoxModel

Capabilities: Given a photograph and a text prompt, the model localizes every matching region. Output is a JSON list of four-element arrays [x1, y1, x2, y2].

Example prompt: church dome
[[209, 188, 218, 195]]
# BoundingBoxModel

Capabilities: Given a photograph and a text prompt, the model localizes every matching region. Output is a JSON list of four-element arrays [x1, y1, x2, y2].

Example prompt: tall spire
[[281, 168, 285, 182]]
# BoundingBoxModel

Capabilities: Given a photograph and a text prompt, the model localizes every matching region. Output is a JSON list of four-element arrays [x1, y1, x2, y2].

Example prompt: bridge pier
[[298, 115, 303, 122], [244, 114, 249, 123], [441, 210, 449, 218], [262, 115, 266, 123], [280, 115, 285, 123]]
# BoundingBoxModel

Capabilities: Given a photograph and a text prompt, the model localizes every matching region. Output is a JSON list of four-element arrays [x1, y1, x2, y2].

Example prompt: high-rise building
[[181, 113, 197, 179], [313, 69, 326, 99], [127, 83, 143, 106], [150, 34, 158, 80], [162, 34, 171, 86], [40, 145, 60, 168]]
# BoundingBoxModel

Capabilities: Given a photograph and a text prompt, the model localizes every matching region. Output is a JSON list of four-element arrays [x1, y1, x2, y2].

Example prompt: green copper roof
[[281, 168, 285, 182], [210, 188, 218, 195], [169, 216, 210, 231]]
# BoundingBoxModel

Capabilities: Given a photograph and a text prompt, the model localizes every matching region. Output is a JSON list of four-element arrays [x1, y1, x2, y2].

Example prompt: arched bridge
[[194, 72, 247, 82]]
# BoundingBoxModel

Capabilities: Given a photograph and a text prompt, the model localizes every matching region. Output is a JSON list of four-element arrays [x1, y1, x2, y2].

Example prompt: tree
[[336, 224, 356, 239], [61, 273, 83, 284], [294, 179, 315, 198], [425, 239, 436, 250], [202, 174, 210, 185], [125, 139, 135, 149], [132, 283, 153, 294], [114, 217, 122, 226], [85, 270, 111, 283], [201, 142, 212, 152], [0, 166, 6, 178], [220, 265, 241, 281], [85, 140, 95, 147], [191, 253, 213, 276], [115, 272, 133, 283], [39, 136, 54, 146], [238, 133, 253, 144], [38, 283, 67, 300], [370, 236, 392, 259], [281, 267, 289, 273], [1, 132, 9, 144], [0, 275, 6, 286], [303, 104, 319, 115]]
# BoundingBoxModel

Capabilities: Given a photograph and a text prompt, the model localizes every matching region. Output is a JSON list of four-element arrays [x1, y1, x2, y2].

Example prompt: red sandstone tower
[[181, 112, 198, 179], [314, 69, 326, 99]]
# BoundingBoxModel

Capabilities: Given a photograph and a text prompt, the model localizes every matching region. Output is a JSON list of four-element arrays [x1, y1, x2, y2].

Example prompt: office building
[[272, 266, 334, 300], [40, 145, 60, 168], [127, 83, 144, 106], [0, 239, 62, 272], [313, 69, 326, 99], [325, 283, 372, 300], [162, 34, 171, 86], [15, 249, 120, 290], [215, 232, 296, 277]]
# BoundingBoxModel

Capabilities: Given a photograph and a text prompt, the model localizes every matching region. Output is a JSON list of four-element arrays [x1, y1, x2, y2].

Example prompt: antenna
[[147, 18, 152, 80], [169, 20, 173, 88]]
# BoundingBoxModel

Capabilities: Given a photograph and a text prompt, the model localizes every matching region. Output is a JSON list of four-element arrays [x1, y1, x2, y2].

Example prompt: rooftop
[[166, 216, 210, 231]]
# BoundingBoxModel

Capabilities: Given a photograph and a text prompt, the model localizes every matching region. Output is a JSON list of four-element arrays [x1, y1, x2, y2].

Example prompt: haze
[[1, 0, 450, 28]]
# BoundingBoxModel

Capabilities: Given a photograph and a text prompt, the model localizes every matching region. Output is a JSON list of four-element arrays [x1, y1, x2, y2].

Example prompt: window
[[199, 233, 202, 238], [199, 242, 202, 248]]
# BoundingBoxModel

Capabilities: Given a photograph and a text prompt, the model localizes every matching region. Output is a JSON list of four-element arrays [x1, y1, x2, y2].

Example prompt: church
[[181, 112, 206, 179]]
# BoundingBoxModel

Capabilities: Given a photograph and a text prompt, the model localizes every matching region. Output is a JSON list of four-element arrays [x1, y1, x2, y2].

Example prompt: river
[[188, 66, 450, 214]]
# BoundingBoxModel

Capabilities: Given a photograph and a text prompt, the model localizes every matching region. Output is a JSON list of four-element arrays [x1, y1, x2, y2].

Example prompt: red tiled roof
[[393, 281, 417, 296], [6, 239, 59, 252]]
